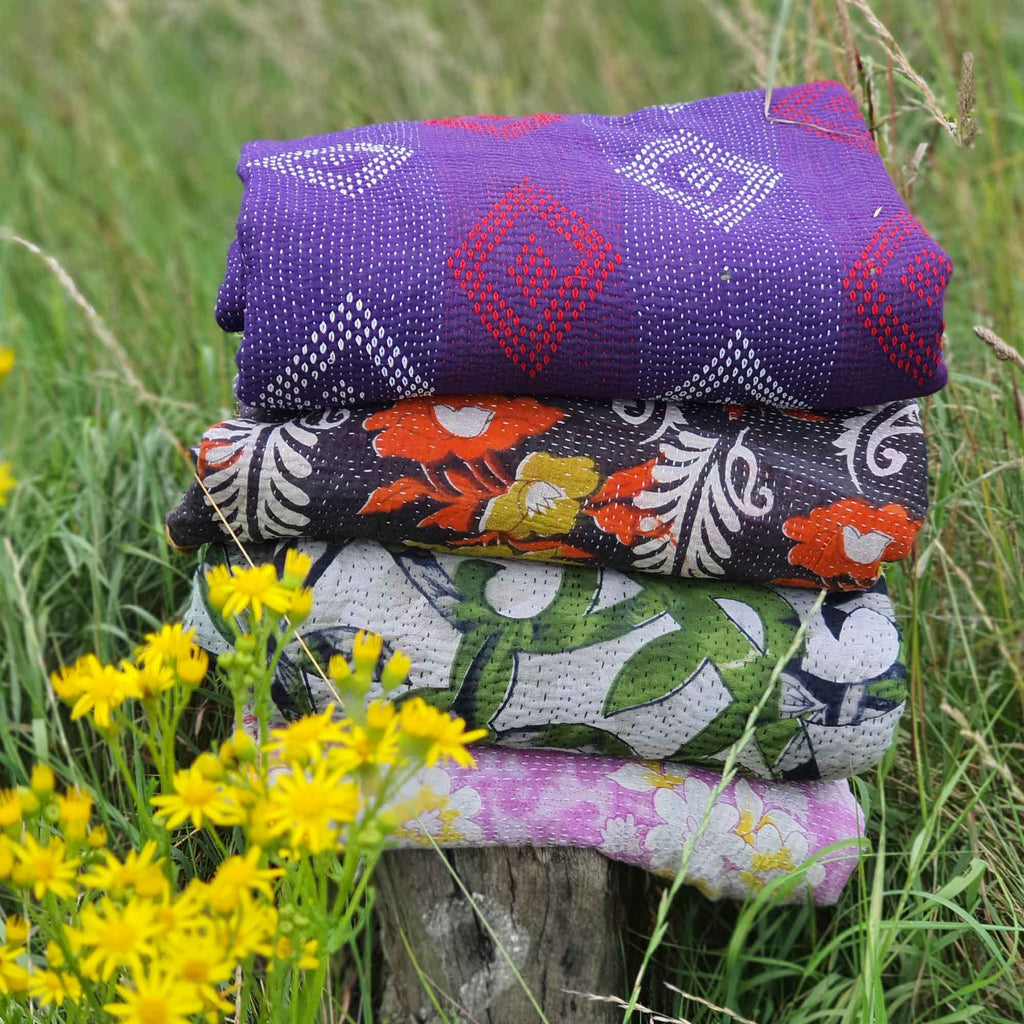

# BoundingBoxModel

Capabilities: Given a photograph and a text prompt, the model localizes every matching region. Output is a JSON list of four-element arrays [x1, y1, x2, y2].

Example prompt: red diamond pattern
[[449, 178, 622, 376], [843, 211, 949, 385], [424, 114, 565, 140], [769, 80, 876, 150]]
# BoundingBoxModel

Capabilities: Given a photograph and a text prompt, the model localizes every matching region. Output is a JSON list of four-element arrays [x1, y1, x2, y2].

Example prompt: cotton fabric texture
[[242, 707, 863, 903], [216, 81, 950, 412], [168, 395, 927, 591], [185, 539, 907, 782]]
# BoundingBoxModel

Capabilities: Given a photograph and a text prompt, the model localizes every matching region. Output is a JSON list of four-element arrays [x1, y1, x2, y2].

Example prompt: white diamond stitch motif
[[659, 329, 803, 407], [614, 131, 781, 233], [246, 142, 414, 195], [261, 296, 433, 406]]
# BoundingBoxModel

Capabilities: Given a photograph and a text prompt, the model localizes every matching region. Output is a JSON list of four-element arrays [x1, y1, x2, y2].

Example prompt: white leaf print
[[833, 402, 922, 491], [631, 427, 774, 576], [199, 416, 335, 539], [610, 399, 690, 444]]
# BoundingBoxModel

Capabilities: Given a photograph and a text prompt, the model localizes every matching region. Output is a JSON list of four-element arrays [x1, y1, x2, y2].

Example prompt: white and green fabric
[[185, 539, 906, 781]]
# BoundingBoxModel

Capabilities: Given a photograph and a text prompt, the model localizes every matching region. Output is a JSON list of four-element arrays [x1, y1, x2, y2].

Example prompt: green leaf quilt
[[186, 539, 906, 781]]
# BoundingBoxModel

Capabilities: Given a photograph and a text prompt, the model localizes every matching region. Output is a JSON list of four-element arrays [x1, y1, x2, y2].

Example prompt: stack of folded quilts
[[169, 80, 949, 904]]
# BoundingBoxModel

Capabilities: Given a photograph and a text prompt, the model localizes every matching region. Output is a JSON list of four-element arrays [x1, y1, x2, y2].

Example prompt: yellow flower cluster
[[205, 549, 314, 625], [3, 551, 484, 1023], [51, 625, 209, 733], [0, 770, 320, 1021], [0, 346, 15, 506]]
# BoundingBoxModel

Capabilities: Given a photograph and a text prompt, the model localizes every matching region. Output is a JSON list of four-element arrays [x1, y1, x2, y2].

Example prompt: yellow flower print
[[481, 453, 599, 538], [392, 770, 484, 846]]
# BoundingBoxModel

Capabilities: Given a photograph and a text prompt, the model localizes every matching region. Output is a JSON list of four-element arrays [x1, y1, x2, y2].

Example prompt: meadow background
[[1, 0, 1021, 1020]]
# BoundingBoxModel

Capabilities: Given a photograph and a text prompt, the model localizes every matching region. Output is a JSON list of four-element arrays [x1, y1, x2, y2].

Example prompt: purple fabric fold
[[217, 80, 950, 411]]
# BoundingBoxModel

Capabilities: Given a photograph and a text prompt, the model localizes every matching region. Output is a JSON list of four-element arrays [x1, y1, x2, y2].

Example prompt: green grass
[[1, 0, 1022, 1020]]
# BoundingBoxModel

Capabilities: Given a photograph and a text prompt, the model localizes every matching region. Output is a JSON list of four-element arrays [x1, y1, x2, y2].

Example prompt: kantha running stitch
[[167, 396, 928, 590], [185, 539, 907, 782], [215, 81, 951, 410]]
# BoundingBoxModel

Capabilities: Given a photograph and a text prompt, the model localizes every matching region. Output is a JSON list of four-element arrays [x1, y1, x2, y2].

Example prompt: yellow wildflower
[[16, 788, 39, 816], [57, 786, 94, 840], [332, 700, 400, 771], [175, 646, 209, 686], [205, 847, 282, 914], [0, 945, 28, 995], [205, 563, 292, 621], [204, 564, 234, 613], [381, 650, 412, 691], [72, 896, 159, 981], [70, 662, 140, 729], [243, 795, 278, 848], [0, 838, 14, 879], [151, 765, 245, 830], [164, 929, 235, 1015], [264, 705, 346, 765], [11, 835, 79, 900], [328, 653, 351, 683], [264, 761, 359, 853], [28, 968, 82, 1008], [399, 697, 487, 767], [221, 764, 263, 809], [192, 751, 224, 782], [30, 763, 56, 797], [0, 788, 22, 828], [285, 586, 314, 623], [217, 892, 277, 961], [219, 729, 257, 767], [136, 623, 197, 669], [0, 348, 13, 377], [298, 938, 321, 970], [153, 882, 207, 939], [367, 698, 399, 732], [50, 653, 103, 701], [274, 936, 321, 970], [87, 825, 108, 849], [122, 660, 176, 700], [282, 549, 312, 587], [4, 915, 29, 946], [104, 965, 203, 1024], [233, 730, 257, 760], [45, 940, 65, 967], [0, 463, 14, 507], [352, 629, 383, 672], [79, 839, 167, 898]]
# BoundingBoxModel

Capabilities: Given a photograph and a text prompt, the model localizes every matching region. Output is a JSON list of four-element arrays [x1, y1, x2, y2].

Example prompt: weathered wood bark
[[376, 846, 640, 1023]]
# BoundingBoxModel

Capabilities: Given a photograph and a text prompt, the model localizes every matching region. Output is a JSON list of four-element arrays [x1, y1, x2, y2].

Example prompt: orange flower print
[[364, 396, 564, 463], [783, 498, 921, 585], [585, 459, 669, 546]]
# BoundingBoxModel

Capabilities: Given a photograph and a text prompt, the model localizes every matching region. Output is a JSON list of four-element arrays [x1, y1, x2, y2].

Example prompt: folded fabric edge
[[184, 537, 907, 782], [243, 702, 864, 905], [165, 394, 929, 593]]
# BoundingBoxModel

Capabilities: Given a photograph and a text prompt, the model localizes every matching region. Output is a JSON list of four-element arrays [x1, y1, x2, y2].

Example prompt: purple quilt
[[217, 81, 950, 412]]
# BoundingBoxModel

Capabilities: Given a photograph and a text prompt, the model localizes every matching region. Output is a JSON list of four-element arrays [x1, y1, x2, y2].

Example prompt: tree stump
[[376, 846, 640, 1023]]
